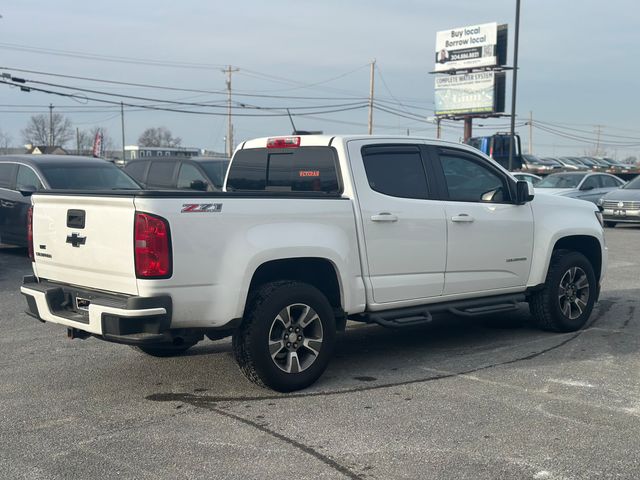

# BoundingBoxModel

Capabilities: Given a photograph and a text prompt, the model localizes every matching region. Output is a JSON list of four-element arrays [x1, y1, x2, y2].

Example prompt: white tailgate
[[31, 195, 138, 295]]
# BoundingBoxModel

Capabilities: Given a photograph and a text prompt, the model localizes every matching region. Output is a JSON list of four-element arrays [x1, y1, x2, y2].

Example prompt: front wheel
[[233, 281, 336, 392], [529, 251, 596, 332]]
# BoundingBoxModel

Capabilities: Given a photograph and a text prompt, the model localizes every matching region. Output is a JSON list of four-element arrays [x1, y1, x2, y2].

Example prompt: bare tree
[[76, 129, 92, 152], [0, 128, 12, 154], [138, 127, 182, 147], [21, 113, 73, 147]]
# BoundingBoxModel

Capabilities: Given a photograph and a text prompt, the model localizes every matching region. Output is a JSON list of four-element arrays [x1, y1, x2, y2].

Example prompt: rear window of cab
[[226, 147, 341, 194]]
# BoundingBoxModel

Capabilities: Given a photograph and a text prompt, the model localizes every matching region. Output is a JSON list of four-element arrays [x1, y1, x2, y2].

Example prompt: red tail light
[[27, 206, 34, 261], [134, 212, 172, 278], [267, 136, 301, 149]]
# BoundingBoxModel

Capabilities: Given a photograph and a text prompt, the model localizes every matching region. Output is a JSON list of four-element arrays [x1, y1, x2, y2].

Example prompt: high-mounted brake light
[[27, 206, 34, 262], [267, 136, 301, 149], [134, 212, 172, 278]]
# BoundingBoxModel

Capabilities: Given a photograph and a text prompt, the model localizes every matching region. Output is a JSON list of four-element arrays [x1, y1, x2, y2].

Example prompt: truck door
[[347, 141, 447, 304], [433, 147, 534, 296]]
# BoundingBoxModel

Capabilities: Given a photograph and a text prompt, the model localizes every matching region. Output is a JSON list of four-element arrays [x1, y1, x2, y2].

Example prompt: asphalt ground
[[0, 226, 639, 479]]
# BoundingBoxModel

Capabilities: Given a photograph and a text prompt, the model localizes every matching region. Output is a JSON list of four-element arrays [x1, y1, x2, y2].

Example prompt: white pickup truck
[[21, 135, 607, 391]]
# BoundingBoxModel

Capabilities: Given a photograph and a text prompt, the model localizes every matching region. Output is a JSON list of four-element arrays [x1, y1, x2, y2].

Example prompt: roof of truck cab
[[238, 135, 479, 151]]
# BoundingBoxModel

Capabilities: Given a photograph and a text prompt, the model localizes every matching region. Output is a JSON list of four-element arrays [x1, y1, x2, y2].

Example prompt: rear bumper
[[20, 276, 172, 345]]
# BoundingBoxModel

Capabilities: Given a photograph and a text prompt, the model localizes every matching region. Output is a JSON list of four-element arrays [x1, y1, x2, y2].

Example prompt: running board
[[361, 293, 526, 328]]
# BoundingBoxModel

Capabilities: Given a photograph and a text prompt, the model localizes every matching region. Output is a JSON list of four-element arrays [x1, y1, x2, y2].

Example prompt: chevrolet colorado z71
[[21, 135, 607, 391]]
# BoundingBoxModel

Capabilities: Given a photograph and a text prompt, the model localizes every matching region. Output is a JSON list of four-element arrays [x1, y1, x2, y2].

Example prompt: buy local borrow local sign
[[434, 22, 498, 72]]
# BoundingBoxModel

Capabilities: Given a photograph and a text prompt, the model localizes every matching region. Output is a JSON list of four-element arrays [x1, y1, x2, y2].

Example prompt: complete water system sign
[[434, 22, 507, 72], [434, 71, 505, 116]]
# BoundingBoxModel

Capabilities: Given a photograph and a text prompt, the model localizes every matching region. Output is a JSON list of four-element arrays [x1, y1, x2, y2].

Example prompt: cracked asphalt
[[1, 226, 639, 479]]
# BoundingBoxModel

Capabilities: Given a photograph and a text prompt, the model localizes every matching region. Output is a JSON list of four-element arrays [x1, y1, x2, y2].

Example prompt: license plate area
[[613, 209, 626, 216]]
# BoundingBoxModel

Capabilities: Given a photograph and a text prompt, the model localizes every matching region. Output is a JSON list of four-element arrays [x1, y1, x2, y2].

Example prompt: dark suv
[[124, 156, 229, 191], [0, 155, 140, 247]]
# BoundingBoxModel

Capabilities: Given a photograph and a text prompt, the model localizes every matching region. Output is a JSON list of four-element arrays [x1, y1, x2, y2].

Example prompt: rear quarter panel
[[133, 196, 366, 328]]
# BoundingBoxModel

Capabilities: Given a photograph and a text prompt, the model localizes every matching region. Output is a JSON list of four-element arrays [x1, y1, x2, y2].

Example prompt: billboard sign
[[435, 22, 500, 72], [434, 71, 505, 116]]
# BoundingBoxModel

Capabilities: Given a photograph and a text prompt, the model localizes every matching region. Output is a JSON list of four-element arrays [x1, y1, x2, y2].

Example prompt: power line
[[0, 79, 369, 117]]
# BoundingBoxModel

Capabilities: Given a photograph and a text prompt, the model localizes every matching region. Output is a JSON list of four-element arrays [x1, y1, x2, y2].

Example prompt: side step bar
[[361, 293, 526, 328]]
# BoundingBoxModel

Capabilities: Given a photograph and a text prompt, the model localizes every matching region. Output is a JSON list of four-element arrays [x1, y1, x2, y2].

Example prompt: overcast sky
[[0, 0, 639, 159]]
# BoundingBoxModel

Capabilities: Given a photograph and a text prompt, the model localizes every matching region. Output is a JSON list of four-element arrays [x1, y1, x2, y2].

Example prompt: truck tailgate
[[31, 194, 138, 295]]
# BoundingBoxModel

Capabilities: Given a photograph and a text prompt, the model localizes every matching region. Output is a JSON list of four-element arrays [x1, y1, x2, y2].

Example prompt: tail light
[[134, 212, 172, 278], [267, 136, 301, 149], [27, 206, 34, 261]]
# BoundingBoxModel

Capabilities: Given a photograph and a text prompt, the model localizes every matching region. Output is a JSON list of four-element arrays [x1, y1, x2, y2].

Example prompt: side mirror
[[19, 184, 38, 197], [515, 180, 534, 204], [580, 184, 594, 191], [190, 179, 209, 192]]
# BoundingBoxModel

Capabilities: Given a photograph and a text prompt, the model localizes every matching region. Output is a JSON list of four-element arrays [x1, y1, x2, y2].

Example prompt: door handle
[[371, 213, 398, 222], [451, 214, 474, 223]]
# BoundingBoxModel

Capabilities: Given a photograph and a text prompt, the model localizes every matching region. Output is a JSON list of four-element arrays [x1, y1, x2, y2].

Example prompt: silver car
[[597, 175, 640, 227], [535, 172, 625, 204]]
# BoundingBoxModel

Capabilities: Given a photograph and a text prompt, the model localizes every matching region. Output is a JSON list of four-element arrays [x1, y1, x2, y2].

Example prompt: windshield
[[623, 175, 640, 189], [537, 174, 585, 188], [40, 163, 140, 189], [199, 160, 229, 189]]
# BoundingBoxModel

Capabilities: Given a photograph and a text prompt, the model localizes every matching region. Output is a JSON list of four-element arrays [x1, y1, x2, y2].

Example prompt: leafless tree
[[0, 129, 12, 154], [138, 127, 182, 147], [21, 113, 73, 147]]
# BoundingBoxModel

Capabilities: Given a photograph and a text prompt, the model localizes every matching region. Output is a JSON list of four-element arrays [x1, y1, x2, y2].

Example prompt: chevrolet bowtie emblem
[[66, 233, 86, 247]]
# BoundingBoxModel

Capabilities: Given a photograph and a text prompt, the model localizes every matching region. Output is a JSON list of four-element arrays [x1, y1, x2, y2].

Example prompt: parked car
[[535, 171, 625, 204], [0, 155, 140, 247], [513, 172, 542, 186], [597, 174, 640, 227], [520, 154, 562, 175], [545, 157, 588, 171], [558, 157, 591, 171], [124, 156, 229, 191]]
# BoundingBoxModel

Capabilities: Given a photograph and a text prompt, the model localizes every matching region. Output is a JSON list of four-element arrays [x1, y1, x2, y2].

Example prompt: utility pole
[[368, 60, 375, 135], [120, 102, 126, 163], [595, 125, 602, 156], [463, 117, 472, 143], [48, 103, 54, 147], [76, 127, 80, 155], [528, 111, 533, 154], [436, 117, 441, 139], [508, 0, 522, 171], [223, 65, 239, 158]]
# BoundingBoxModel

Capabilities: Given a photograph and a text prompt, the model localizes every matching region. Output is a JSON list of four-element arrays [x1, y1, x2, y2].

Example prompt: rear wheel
[[233, 281, 336, 392], [529, 250, 596, 332], [604, 221, 616, 228]]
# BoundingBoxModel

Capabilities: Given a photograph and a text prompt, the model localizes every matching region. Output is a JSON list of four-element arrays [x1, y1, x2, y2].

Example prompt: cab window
[[439, 150, 510, 203], [361, 145, 429, 199]]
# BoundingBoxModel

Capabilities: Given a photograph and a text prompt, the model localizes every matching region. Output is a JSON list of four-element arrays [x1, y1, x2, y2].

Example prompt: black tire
[[130, 341, 197, 357], [529, 250, 596, 332], [233, 281, 336, 392], [604, 221, 616, 228]]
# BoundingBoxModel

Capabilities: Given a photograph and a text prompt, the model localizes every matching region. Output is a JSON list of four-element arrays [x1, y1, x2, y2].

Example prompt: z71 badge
[[181, 203, 223, 213]]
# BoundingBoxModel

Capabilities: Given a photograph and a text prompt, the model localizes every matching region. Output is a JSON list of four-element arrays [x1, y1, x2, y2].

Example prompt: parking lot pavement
[[1, 226, 639, 480]]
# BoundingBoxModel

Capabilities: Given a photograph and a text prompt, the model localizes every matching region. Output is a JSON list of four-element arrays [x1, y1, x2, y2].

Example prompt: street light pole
[[508, 0, 521, 171]]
